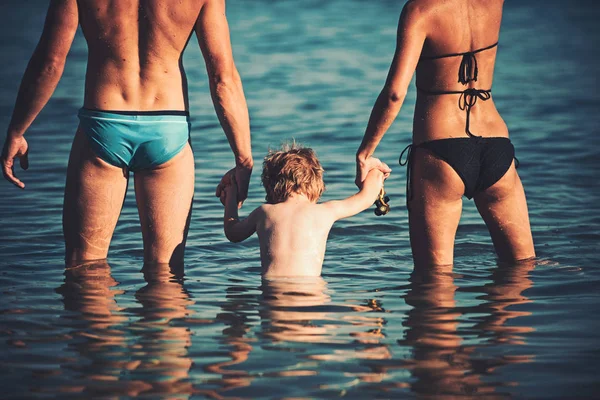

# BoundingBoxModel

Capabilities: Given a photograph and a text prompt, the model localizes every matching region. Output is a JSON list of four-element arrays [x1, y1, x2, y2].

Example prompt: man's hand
[[1, 135, 29, 189], [355, 156, 391, 189], [216, 163, 252, 208]]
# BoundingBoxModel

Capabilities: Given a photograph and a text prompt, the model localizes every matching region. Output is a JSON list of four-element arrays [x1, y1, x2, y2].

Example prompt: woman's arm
[[356, 1, 427, 185]]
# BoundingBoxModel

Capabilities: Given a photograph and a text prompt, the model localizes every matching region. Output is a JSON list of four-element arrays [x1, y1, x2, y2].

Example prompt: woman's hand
[[1, 135, 29, 189]]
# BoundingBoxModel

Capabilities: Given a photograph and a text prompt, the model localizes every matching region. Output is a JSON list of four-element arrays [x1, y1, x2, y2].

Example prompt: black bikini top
[[417, 42, 498, 137]]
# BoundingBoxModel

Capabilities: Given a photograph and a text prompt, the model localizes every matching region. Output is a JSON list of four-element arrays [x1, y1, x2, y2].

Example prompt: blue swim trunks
[[78, 108, 191, 171]]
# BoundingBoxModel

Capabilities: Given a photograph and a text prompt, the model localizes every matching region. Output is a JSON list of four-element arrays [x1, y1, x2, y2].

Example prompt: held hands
[[363, 168, 387, 202], [1, 135, 29, 189], [216, 164, 251, 208], [355, 155, 391, 189], [363, 167, 386, 189], [219, 171, 238, 206]]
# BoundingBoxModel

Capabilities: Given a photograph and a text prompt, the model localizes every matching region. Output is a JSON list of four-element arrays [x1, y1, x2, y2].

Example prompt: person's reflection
[[260, 277, 331, 344], [401, 260, 536, 397], [130, 262, 195, 397], [57, 261, 138, 396], [260, 278, 391, 385], [200, 281, 257, 398], [400, 265, 476, 396], [59, 261, 196, 397], [474, 259, 536, 355]]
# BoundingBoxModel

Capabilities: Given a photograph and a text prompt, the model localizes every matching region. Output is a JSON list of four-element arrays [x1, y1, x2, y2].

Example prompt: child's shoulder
[[252, 203, 272, 217], [311, 201, 343, 218]]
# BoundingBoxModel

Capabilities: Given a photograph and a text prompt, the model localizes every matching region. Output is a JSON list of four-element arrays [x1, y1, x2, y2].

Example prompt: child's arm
[[323, 169, 385, 221], [223, 175, 259, 243]]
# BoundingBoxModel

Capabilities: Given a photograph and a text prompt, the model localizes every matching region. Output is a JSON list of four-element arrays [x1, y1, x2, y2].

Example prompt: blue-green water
[[1, 1, 599, 398]]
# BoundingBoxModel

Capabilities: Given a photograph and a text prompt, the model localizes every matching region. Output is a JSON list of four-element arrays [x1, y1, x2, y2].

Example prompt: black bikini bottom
[[399, 137, 517, 208]]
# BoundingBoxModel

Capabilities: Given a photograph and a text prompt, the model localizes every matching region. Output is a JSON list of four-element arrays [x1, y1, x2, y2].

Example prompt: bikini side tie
[[399, 144, 414, 210]]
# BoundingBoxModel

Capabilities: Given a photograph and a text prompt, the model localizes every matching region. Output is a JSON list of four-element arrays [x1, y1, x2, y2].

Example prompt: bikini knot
[[459, 52, 478, 84], [459, 88, 491, 109], [459, 88, 491, 137]]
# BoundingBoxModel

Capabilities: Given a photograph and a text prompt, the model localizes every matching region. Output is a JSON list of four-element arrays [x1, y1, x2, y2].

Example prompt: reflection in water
[[400, 261, 536, 398], [131, 263, 195, 396], [199, 281, 257, 399], [401, 265, 483, 397], [260, 277, 331, 345], [53, 261, 536, 398], [260, 278, 392, 387], [57, 261, 133, 395], [475, 261, 536, 346], [199, 277, 395, 398], [57, 261, 195, 398]]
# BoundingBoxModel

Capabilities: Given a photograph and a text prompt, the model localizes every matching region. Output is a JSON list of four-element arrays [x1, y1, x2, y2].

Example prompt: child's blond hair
[[261, 143, 325, 203]]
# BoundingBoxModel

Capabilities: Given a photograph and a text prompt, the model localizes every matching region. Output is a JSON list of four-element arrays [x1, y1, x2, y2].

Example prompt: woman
[[355, 0, 535, 267]]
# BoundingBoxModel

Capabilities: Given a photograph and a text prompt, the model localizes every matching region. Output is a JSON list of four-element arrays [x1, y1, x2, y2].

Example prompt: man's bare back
[[79, 0, 210, 111]]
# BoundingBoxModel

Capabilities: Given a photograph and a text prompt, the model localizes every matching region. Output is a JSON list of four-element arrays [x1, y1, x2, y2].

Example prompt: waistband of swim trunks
[[79, 107, 190, 122]]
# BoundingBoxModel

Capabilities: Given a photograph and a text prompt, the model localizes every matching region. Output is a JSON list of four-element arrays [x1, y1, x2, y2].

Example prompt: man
[[1, 0, 253, 265]]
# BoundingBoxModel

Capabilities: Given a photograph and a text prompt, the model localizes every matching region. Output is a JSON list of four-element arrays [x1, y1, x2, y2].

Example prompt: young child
[[221, 144, 388, 278]]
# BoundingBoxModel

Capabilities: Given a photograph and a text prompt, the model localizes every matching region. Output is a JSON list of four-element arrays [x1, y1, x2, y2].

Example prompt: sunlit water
[[1, 1, 599, 398]]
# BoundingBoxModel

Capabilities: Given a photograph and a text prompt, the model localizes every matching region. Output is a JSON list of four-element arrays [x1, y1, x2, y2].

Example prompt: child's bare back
[[255, 196, 337, 276], [222, 144, 388, 277]]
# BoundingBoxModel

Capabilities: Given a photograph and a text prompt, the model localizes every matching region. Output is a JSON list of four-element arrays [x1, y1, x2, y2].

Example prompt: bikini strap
[[420, 42, 498, 84], [420, 42, 498, 60]]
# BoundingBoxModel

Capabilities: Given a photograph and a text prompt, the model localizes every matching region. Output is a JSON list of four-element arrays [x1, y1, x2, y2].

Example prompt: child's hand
[[364, 168, 386, 190], [220, 172, 238, 206]]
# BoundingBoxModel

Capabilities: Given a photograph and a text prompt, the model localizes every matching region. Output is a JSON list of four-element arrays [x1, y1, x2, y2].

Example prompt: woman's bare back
[[411, 0, 507, 142]]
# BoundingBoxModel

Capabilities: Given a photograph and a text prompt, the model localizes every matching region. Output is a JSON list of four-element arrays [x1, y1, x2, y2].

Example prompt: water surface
[[1, 1, 599, 398]]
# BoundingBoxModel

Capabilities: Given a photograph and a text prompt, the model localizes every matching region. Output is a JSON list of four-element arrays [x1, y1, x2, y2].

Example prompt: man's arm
[[324, 169, 385, 221], [355, 1, 425, 186], [194, 0, 253, 206], [7, 0, 79, 138], [1, 0, 79, 188]]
